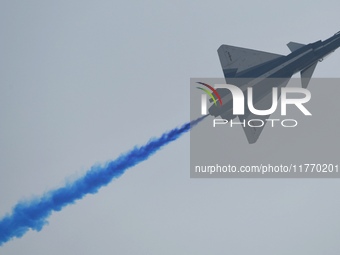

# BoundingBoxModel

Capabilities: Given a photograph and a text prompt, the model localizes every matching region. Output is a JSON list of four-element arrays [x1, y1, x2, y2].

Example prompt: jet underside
[[212, 31, 340, 143]]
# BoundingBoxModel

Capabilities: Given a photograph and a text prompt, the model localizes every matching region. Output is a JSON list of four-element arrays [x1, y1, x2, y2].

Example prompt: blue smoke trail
[[0, 116, 206, 246]]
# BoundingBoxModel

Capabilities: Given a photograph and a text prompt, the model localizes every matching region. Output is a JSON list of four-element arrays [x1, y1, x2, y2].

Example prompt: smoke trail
[[0, 116, 206, 246]]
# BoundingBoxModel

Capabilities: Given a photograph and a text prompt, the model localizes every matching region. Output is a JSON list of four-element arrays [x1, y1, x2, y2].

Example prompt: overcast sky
[[1, 1, 340, 254]]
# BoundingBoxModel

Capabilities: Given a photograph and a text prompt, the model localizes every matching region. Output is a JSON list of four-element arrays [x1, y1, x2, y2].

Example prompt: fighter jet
[[209, 31, 340, 143]]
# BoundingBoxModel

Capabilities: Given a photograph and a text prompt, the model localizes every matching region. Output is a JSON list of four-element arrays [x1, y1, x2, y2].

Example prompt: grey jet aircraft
[[208, 31, 340, 143]]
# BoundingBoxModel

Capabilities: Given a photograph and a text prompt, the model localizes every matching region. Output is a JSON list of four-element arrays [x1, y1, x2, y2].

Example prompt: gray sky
[[1, 1, 340, 254]]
